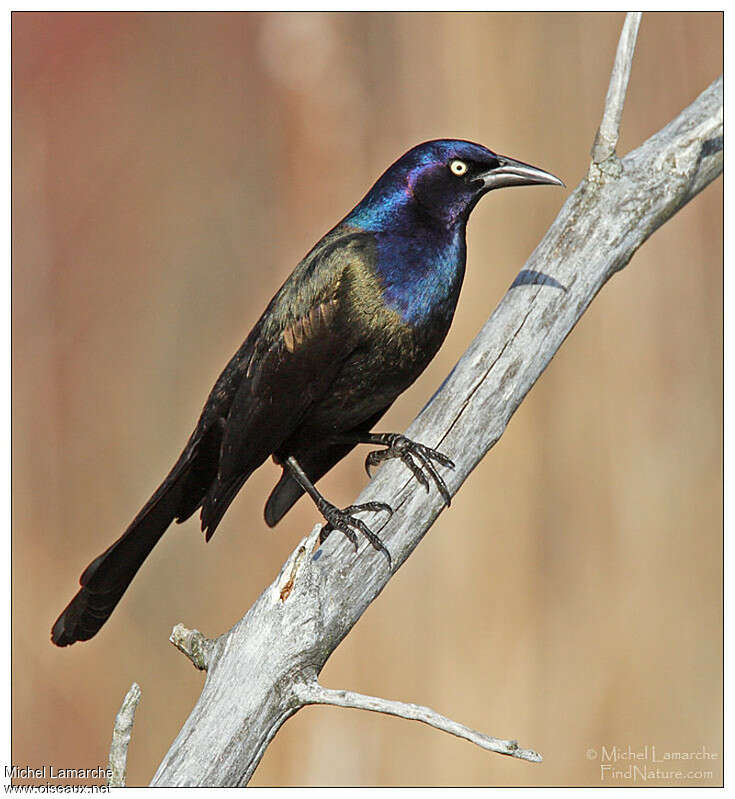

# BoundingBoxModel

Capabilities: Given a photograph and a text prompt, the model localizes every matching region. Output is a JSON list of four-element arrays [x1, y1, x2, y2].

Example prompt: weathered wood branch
[[293, 682, 542, 762], [592, 12, 642, 164], [108, 682, 141, 787], [169, 623, 214, 671], [146, 64, 722, 785]]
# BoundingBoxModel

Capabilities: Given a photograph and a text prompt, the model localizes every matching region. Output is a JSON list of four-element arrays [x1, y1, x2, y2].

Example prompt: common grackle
[[51, 139, 562, 646]]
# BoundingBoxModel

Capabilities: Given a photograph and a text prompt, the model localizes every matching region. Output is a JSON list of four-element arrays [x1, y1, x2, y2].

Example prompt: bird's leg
[[284, 456, 393, 566], [358, 433, 455, 507]]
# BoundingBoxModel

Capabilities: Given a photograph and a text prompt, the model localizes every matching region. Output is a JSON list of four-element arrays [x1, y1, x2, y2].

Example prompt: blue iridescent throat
[[346, 196, 467, 325], [372, 226, 466, 325]]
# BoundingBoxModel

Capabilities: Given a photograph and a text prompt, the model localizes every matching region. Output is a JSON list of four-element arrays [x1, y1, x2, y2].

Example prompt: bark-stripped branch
[[107, 682, 141, 787], [293, 680, 542, 762], [140, 19, 721, 788], [592, 12, 642, 164], [170, 623, 214, 671]]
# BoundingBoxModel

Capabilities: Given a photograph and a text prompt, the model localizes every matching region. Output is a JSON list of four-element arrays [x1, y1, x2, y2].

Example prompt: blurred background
[[12, 12, 722, 787]]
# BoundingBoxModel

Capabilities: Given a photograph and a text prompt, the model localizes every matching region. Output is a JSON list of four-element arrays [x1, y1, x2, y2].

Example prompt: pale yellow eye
[[450, 160, 468, 176]]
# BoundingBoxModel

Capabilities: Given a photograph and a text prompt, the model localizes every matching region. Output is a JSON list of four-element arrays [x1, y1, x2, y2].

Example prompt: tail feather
[[51, 451, 193, 647], [201, 471, 251, 542], [264, 472, 304, 527]]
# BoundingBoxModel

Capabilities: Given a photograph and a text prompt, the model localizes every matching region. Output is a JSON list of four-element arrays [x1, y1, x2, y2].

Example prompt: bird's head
[[348, 139, 563, 231]]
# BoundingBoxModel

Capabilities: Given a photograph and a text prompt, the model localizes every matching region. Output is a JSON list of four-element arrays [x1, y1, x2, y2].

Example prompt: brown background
[[12, 12, 722, 787]]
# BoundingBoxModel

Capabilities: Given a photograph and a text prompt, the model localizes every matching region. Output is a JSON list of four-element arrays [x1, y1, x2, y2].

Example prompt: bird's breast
[[292, 228, 466, 438], [371, 229, 467, 328], [320, 252, 458, 420]]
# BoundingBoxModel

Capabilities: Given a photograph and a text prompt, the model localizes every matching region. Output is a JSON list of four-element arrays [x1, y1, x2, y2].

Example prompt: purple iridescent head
[[347, 139, 563, 231]]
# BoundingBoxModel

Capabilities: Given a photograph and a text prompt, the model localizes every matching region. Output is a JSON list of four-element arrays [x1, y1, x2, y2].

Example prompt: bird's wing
[[51, 228, 377, 645], [199, 227, 375, 538]]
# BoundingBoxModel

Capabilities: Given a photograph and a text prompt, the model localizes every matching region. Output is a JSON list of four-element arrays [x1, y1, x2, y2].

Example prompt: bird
[[51, 139, 562, 647]]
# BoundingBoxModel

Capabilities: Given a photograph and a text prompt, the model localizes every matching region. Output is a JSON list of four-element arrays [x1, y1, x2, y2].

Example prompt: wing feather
[[199, 227, 375, 538]]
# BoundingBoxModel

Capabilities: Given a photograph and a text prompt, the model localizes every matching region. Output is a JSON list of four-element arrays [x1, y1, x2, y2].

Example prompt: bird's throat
[[373, 225, 467, 326]]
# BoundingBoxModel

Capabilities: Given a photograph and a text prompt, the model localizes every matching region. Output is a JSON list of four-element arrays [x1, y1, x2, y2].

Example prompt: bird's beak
[[477, 154, 564, 191]]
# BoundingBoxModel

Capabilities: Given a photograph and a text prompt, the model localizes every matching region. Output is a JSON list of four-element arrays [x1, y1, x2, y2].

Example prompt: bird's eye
[[450, 160, 468, 176]]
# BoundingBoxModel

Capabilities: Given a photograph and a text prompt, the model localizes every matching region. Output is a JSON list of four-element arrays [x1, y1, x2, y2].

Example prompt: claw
[[410, 448, 451, 507], [365, 434, 453, 506], [316, 500, 392, 566], [344, 501, 393, 517], [318, 524, 331, 545], [402, 452, 430, 492], [431, 451, 455, 469], [365, 449, 388, 478]]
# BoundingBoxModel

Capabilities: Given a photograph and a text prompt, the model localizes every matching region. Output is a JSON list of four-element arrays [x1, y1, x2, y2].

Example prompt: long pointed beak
[[478, 154, 564, 191]]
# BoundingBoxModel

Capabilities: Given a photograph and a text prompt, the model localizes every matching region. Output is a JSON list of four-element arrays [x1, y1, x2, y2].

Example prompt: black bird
[[51, 139, 562, 646]]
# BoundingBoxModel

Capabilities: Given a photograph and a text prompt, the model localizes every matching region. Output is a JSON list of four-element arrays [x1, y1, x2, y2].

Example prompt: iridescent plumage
[[52, 139, 562, 646]]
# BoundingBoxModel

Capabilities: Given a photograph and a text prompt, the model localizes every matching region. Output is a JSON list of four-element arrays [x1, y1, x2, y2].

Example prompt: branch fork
[[591, 12, 642, 171]]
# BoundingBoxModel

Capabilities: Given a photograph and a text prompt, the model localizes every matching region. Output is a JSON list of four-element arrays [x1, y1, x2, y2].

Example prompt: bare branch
[[149, 75, 722, 787], [592, 12, 642, 165], [170, 623, 214, 671], [108, 682, 141, 787], [294, 680, 542, 763]]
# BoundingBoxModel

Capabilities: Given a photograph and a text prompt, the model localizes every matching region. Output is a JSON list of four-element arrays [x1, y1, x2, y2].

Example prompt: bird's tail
[[51, 477, 187, 646], [50, 436, 211, 646]]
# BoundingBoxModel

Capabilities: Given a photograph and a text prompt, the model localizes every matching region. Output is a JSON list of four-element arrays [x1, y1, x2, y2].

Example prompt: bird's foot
[[365, 434, 455, 506], [317, 500, 393, 566]]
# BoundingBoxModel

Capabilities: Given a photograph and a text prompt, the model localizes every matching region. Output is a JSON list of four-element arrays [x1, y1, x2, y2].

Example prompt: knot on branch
[[170, 623, 214, 670]]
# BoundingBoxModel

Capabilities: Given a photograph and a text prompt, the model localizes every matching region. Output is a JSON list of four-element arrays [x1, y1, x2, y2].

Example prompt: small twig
[[294, 681, 542, 763], [108, 682, 142, 787], [591, 12, 642, 164], [170, 623, 214, 670]]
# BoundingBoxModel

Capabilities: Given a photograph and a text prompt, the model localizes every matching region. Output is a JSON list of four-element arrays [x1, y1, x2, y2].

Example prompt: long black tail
[[51, 467, 190, 646], [50, 424, 225, 646]]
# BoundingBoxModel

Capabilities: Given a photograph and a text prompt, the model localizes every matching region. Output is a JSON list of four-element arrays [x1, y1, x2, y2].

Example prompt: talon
[[319, 523, 333, 545], [332, 517, 359, 551], [436, 479, 452, 507], [344, 501, 393, 517], [316, 500, 392, 564], [413, 453, 444, 496], [428, 451, 455, 469], [365, 434, 453, 506], [402, 452, 430, 492], [365, 450, 388, 479]]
